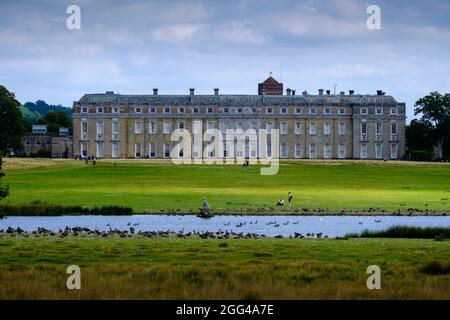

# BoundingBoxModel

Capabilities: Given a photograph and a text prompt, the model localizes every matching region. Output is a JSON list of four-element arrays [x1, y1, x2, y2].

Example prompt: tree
[[405, 119, 435, 153], [0, 86, 26, 154], [38, 111, 72, 134], [414, 92, 450, 159], [0, 157, 8, 202]]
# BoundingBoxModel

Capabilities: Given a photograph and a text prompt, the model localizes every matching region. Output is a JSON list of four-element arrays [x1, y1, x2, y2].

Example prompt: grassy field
[[2, 158, 450, 213], [0, 236, 448, 299]]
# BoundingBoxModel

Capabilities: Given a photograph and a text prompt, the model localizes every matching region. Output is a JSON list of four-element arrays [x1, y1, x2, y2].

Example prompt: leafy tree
[[0, 85, 26, 154], [415, 92, 450, 159], [37, 111, 72, 134], [0, 157, 8, 202], [405, 119, 435, 154]]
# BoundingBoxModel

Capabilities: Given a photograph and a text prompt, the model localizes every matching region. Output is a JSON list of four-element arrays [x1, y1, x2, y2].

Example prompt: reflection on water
[[1, 215, 449, 238]]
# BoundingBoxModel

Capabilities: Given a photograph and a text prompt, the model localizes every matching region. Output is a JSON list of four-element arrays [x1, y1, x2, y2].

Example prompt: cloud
[[151, 24, 205, 43], [215, 21, 265, 44]]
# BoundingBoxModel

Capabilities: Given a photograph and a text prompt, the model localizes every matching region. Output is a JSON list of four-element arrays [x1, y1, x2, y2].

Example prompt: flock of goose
[[0, 218, 387, 239]]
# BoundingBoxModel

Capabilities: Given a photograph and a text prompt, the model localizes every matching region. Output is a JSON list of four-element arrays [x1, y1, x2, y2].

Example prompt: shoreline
[[1, 210, 449, 217]]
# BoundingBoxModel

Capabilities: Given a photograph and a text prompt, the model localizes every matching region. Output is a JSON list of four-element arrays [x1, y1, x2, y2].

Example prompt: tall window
[[112, 119, 119, 134], [390, 144, 398, 159], [134, 121, 143, 134], [164, 142, 171, 158], [375, 144, 383, 159], [149, 143, 156, 158], [309, 107, 316, 114], [280, 122, 288, 134], [391, 121, 397, 136], [361, 120, 367, 135], [324, 107, 331, 114], [149, 122, 157, 134], [324, 144, 332, 159], [360, 144, 368, 159], [112, 143, 119, 158], [96, 121, 104, 139], [324, 123, 331, 135], [81, 121, 88, 135], [96, 142, 104, 158], [338, 143, 346, 159], [295, 122, 302, 134], [309, 123, 316, 135], [376, 122, 382, 137], [295, 108, 302, 114], [309, 144, 316, 159], [163, 122, 172, 134], [339, 123, 346, 135], [281, 143, 288, 158], [135, 143, 142, 158], [295, 143, 301, 158]]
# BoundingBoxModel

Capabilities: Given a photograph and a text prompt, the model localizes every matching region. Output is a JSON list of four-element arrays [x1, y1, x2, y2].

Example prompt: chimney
[[340, 91, 345, 96], [302, 90, 308, 96], [318, 89, 324, 96], [376, 90, 383, 96], [326, 90, 331, 95], [189, 88, 195, 99], [214, 88, 219, 96], [292, 90, 296, 96], [153, 88, 158, 96], [286, 88, 292, 96], [349, 90, 355, 95], [106, 91, 114, 94]]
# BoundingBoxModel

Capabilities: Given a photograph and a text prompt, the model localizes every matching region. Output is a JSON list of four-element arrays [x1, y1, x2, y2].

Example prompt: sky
[[1, 0, 450, 122]]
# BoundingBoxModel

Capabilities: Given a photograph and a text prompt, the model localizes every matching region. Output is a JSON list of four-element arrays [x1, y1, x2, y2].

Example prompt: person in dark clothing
[[288, 192, 293, 207], [93, 157, 97, 165]]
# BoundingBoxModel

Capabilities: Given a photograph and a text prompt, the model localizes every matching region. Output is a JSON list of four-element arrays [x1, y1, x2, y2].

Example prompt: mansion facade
[[72, 77, 406, 160]]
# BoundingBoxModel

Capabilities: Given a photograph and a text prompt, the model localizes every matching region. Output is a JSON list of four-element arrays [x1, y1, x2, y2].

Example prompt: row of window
[[87, 142, 398, 160], [25, 140, 51, 146], [83, 120, 350, 136], [360, 120, 397, 140], [81, 106, 398, 115]]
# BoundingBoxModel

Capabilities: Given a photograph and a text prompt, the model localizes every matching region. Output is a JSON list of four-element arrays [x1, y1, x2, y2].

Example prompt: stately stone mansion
[[72, 76, 406, 160]]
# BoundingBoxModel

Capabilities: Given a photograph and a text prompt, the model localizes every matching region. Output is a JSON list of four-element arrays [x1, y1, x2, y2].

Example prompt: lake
[[1, 215, 449, 238]]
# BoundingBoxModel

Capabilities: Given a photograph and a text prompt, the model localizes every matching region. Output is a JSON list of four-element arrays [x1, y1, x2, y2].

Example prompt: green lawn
[[2, 159, 450, 213], [0, 236, 448, 299]]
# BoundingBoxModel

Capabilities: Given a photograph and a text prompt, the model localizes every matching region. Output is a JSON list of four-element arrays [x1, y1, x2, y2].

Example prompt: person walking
[[288, 192, 293, 207], [93, 156, 97, 165]]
